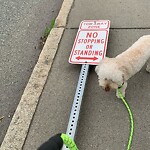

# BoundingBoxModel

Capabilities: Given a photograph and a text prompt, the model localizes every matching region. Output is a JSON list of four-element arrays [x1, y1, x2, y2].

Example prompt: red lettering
[[86, 32, 98, 38], [93, 32, 98, 38], [80, 51, 83, 55], [99, 50, 103, 56], [95, 51, 98, 55], [86, 32, 92, 38], [74, 50, 77, 55], [84, 50, 88, 55], [101, 39, 104, 44]]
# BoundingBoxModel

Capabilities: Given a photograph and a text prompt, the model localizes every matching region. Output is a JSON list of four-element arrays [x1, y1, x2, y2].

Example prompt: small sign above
[[80, 20, 110, 30], [69, 20, 110, 65]]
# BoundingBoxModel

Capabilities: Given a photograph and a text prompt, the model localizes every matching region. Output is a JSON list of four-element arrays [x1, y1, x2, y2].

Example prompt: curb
[[0, 0, 74, 149], [55, 0, 74, 27]]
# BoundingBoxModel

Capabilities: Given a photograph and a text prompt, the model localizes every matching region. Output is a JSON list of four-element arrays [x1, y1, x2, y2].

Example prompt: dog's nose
[[105, 86, 110, 92]]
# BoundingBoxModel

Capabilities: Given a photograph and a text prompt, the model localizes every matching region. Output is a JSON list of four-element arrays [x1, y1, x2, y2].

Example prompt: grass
[[39, 19, 56, 49], [44, 19, 55, 38]]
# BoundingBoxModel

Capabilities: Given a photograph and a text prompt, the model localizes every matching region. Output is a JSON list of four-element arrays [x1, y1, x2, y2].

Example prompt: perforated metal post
[[62, 64, 89, 150]]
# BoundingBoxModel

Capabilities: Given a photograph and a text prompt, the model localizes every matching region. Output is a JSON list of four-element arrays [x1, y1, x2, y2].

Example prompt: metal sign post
[[62, 20, 110, 150], [62, 64, 89, 150]]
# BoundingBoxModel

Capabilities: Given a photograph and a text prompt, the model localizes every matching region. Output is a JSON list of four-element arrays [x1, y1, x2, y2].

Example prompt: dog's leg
[[146, 58, 150, 73], [116, 82, 127, 98]]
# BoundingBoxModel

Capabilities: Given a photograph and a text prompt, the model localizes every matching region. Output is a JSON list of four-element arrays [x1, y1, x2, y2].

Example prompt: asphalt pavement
[[0, 0, 63, 145]]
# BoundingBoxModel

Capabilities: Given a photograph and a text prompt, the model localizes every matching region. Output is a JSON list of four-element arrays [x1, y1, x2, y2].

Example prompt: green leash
[[61, 134, 78, 150], [60, 86, 134, 150], [117, 86, 134, 150], [61, 87, 134, 150]]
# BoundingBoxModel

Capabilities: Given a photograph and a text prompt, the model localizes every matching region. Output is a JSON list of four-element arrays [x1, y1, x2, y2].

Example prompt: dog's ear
[[95, 57, 110, 74]]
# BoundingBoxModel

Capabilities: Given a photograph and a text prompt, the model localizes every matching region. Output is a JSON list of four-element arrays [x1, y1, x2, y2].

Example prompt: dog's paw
[[146, 64, 150, 73]]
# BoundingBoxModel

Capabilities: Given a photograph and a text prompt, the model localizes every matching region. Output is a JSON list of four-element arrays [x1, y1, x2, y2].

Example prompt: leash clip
[[118, 82, 124, 89]]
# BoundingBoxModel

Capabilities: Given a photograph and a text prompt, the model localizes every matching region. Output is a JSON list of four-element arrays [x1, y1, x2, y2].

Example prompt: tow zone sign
[[69, 20, 110, 65]]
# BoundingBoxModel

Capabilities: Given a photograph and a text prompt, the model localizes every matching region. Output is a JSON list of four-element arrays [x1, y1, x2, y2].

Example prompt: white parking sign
[[69, 20, 110, 65]]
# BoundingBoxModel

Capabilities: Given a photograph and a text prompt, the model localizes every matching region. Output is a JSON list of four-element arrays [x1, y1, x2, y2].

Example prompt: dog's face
[[98, 78, 119, 92], [95, 58, 124, 92]]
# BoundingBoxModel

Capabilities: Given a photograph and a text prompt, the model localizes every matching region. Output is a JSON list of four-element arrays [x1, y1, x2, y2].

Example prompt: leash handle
[[61, 133, 78, 150], [38, 133, 78, 150]]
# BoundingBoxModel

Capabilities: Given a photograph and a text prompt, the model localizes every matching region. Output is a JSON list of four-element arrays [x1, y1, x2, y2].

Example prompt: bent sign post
[[63, 20, 110, 150], [69, 20, 110, 65]]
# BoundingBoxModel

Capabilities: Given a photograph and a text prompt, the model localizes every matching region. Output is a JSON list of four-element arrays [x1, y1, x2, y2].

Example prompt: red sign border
[[69, 29, 109, 65]]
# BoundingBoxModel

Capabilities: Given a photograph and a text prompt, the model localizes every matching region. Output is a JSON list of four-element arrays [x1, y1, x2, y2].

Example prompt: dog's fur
[[95, 35, 150, 98]]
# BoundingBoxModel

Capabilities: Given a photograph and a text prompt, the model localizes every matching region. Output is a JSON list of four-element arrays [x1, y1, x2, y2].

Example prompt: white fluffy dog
[[95, 35, 150, 98]]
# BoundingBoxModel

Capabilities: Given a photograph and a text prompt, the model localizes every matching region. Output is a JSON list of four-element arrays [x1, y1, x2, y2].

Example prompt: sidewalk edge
[[55, 0, 74, 27], [0, 28, 64, 150]]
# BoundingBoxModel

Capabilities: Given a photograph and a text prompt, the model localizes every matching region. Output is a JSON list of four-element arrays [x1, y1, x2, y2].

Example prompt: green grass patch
[[44, 19, 55, 38]]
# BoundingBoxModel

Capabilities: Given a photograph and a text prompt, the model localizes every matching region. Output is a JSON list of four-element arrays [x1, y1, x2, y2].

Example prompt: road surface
[[0, 0, 63, 145]]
